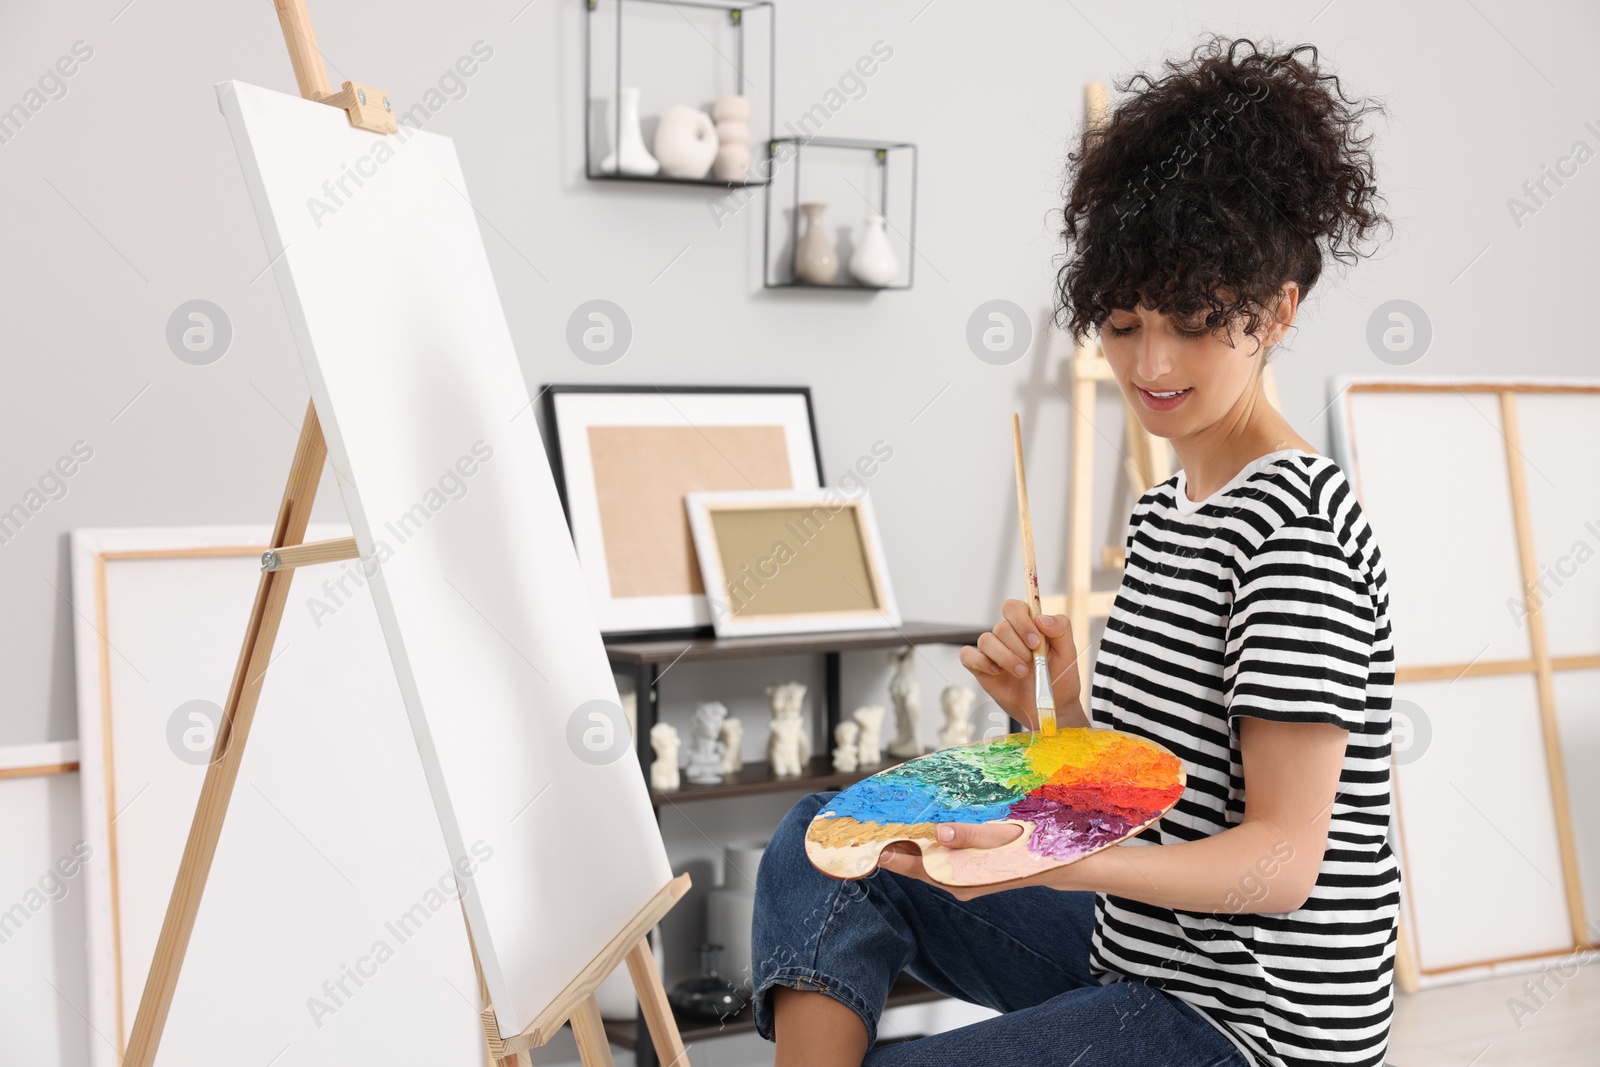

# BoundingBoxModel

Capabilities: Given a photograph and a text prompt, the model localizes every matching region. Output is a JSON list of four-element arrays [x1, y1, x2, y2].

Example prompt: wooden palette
[[806, 728, 1186, 887]]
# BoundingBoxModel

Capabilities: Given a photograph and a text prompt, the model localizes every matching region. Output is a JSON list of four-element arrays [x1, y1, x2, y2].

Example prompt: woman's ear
[[1270, 281, 1301, 345]]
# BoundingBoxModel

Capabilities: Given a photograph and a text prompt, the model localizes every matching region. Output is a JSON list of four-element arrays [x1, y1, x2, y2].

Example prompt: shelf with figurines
[[762, 136, 918, 289], [583, 0, 775, 187], [607, 624, 991, 807]]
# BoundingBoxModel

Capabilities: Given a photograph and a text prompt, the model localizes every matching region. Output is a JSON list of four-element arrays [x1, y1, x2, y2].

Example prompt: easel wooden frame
[[1042, 83, 1280, 684], [122, 5, 691, 1066], [1339, 379, 1599, 989]]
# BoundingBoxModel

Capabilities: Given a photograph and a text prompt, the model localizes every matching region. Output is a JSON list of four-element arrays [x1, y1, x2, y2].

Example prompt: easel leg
[[570, 994, 618, 1067], [626, 937, 688, 1067], [123, 402, 327, 1067]]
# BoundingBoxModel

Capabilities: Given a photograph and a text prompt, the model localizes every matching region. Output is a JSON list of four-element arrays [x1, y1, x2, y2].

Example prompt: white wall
[[4, 0, 1599, 1060]]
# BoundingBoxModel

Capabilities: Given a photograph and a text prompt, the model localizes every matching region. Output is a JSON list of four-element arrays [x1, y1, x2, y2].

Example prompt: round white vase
[[706, 839, 767, 992], [599, 87, 659, 176], [654, 105, 719, 179], [849, 214, 899, 287]]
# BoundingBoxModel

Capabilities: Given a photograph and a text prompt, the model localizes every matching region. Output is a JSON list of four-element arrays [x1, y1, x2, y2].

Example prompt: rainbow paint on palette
[[805, 728, 1186, 887]]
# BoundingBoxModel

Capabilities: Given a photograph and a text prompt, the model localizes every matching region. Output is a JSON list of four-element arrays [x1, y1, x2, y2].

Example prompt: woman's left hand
[[874, 821, 1042, 901]]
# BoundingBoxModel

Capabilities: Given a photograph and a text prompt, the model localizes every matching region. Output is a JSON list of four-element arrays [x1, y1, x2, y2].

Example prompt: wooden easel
[[122, 5, 690, 1066], [1043, 82, 1281, 690]]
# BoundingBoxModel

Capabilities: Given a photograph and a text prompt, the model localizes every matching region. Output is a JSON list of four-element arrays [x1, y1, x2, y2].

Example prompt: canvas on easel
[[120, 5, 689, 1066]]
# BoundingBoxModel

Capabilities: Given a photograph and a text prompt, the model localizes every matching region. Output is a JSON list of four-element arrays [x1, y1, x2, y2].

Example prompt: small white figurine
[[852, 704, 886, 767], [769, 716, 807, 777], [886, 646, 922, 758], [938, 685, 977, 748], [765, 681, 812, 767], [649, 722, 681, 792], [719, 716, 744, 774], [832, 720, 861, 773], [686, 702, 728, 785]]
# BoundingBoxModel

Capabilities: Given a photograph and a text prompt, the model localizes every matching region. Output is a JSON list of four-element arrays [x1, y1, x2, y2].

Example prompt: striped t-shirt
[[1087, 449, 1400, 1067]]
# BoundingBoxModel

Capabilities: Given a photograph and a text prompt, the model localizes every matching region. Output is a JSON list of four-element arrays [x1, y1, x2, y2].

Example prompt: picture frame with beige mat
[[542, 384, 824, 636], [1331, 376, 1600, 991], [684, 487, 901, 638]]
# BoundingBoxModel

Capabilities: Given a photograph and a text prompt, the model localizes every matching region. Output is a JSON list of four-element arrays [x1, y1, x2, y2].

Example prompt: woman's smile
[[1135, 385, 1192, 411]]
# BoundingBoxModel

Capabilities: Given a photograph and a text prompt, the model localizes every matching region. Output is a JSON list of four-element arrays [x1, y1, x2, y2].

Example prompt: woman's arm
[[1047, 716, 1345, 912], [878, 715, 1347, 915]]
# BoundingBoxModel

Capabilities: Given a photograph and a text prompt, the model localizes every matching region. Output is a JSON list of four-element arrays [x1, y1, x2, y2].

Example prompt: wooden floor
[[1388, 962, 1600, 1066], [533, 964, 1600, 1065]]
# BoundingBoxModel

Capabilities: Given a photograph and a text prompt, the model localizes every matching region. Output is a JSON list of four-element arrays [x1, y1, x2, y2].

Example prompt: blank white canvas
[[1340, 388, 1529, 666], [218, 80, 672, 1037], [1514, 392, 1600, 657], [1554, 669, 1600, 930], [69, 526, 483, 1067], [0, 755, 88, 1066], [1334, 379, 1600, 984], [1392, 675, 1571, 971]]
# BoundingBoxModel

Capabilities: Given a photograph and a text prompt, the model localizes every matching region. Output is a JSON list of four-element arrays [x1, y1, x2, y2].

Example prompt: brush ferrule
[[1032, 653, 1056, 733]]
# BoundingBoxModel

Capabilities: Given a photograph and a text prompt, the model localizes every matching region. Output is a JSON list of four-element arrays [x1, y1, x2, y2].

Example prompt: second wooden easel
[[121, 5, 691, 1067]]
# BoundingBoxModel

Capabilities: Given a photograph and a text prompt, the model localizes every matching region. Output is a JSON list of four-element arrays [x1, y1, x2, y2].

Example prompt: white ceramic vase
[[599, 87, 659, 176], [849, 214, 899, 287], [706, 840, 766, 992], [794, 203, 838, 285], [654, 105, 719, 178]]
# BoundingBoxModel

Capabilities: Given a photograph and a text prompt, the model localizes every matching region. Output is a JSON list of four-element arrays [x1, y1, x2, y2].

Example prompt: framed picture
[[542, 385, 824, 636], [684, 488, 901, 637]]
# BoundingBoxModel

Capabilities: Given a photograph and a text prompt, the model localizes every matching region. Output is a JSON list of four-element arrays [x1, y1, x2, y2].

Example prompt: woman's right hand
[[959, 600, 1084, 730]]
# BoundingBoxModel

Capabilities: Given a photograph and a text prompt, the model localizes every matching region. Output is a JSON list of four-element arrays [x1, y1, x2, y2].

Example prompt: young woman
[[749, 37, 1398, 1067]]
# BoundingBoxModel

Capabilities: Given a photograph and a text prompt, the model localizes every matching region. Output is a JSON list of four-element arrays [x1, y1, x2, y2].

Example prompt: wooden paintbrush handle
[[1012, 413, 1042, 616]]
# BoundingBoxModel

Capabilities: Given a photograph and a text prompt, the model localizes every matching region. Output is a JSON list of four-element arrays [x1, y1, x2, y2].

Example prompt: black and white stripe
[[1087, 450, 1400, 1067]]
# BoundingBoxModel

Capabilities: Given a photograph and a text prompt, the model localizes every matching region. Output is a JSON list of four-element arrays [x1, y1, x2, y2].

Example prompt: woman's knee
[[759, 791, 838, 881], [753, 792, 844, 948]]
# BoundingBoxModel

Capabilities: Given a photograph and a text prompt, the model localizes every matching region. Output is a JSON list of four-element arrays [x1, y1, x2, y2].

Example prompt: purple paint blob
[[1008, 794, 1136, 860]]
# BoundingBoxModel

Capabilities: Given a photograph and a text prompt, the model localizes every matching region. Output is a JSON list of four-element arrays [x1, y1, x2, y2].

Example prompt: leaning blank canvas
[[1332, 378, 1600, 987], [218, 80, 672, 1037], [70, 525, 484, 1067]]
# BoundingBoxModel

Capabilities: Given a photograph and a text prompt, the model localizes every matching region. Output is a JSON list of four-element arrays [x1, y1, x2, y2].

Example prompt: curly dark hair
[[1054, 36, 1388, 343]]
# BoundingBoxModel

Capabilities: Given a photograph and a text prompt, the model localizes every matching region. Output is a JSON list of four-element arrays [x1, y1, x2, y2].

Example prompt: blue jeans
[[750, 791, 1250, 1067]]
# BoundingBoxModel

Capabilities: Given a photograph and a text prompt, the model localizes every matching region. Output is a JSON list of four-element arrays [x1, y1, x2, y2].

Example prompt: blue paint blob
[[821, 774, 1013, 825]]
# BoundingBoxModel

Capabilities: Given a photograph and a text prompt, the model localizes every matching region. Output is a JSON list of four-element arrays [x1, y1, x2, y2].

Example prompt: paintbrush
[[1011, 413, 1056, 736]]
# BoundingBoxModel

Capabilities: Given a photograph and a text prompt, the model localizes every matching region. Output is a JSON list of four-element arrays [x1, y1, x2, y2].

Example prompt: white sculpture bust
[[832, 720, 861, 773], [852, 704, 886, 767], [685, 701, 728, 785], [649, 722, 680, 792], [766, 680, 811, 769], [938, 685, 977, 748], [719, 716, 744, 774], [769, 716, 806, 777], [887, 646, 922, 758]]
